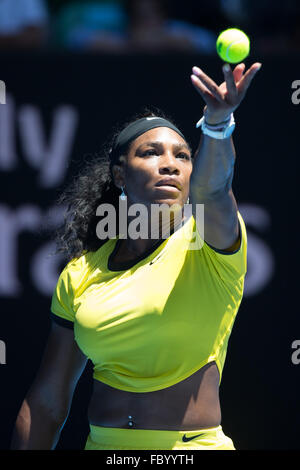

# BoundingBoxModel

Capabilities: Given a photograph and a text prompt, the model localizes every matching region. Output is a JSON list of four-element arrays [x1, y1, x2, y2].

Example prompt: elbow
[[10, 397, 69, 450], [32, 396, 70, 427], [26, 390, 71, 429]]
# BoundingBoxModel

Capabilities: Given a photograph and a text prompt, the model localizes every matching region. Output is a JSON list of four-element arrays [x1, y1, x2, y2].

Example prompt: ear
[[111, 157, 125, 188]]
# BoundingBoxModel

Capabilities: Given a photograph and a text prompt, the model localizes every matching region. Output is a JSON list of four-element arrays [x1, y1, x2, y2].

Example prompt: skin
[[112, 62, 262, 258], [111, 126, 193, 259], [87, 62, 262, 430], [11, 61, 261, 448]]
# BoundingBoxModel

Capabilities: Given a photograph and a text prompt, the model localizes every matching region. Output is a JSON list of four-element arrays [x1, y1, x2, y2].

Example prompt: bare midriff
[[88, 239, 222, 431], [87, 362, 221, 431]]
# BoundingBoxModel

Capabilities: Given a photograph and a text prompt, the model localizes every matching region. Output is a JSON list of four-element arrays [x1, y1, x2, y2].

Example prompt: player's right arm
[[10, 322, 88, 450]]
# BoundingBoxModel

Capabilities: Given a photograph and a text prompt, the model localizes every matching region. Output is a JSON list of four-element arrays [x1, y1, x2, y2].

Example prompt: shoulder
[[60, 239, 114, 284], [50, 251, 89, 325], [56, 250, 90, 293]]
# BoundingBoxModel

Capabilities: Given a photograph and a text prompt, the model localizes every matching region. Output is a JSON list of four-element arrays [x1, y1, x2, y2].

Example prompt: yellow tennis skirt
[[84, 424, 235, 450]]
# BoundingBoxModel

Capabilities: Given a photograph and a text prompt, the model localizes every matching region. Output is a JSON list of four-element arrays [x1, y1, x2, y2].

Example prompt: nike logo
[[182, 433, 205, 442], [149, 255, 162, 265]]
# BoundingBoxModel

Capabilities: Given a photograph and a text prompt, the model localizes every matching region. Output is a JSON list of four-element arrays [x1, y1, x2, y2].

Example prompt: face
[[112, 127, 193, 210]]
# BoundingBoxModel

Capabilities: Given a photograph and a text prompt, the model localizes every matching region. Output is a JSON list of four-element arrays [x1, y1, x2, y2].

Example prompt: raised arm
[[189, 62, 261, 252], [10, 322, 88, 450]]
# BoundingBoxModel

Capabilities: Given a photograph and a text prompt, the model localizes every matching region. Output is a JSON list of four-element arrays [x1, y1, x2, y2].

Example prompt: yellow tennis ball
[[216, 28, 250, 63]]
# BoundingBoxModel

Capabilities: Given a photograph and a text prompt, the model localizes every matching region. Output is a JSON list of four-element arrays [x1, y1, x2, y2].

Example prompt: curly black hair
[[51, 106, 188, 262]]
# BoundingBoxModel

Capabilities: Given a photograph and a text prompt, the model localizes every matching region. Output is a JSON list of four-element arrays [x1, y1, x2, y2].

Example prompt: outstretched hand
[[191, 62, 262, 125]]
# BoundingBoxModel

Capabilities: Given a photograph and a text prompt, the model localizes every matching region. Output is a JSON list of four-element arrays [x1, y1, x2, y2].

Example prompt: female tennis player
[[11, 61, 261, 450]]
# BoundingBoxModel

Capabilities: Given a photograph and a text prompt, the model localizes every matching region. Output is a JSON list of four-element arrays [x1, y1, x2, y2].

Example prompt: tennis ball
[[216, 28, 250, 63]]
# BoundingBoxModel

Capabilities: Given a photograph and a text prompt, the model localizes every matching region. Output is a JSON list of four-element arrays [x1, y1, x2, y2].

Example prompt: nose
[[159, 151, 180, 175]]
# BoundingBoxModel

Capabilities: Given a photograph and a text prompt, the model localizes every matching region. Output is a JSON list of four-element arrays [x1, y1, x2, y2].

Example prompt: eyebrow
[[137, 141, 191, 153]]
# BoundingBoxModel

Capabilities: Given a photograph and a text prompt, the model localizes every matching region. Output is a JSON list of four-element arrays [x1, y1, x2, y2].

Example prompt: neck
[[121, 209, 187, 256]]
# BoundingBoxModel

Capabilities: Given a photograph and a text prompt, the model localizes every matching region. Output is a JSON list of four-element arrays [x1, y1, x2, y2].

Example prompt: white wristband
[[196, 113, 235, 140]]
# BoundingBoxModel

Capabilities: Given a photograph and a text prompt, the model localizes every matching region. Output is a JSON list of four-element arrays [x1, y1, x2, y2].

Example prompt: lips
[[155, 178, 182, 190]]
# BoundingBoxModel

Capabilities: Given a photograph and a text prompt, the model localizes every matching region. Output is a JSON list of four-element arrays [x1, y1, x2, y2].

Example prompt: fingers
[[190, 61, 262, 114], [237, 62, 262, 96], [222, 64, 238, 97], [192, 66, 224, 103], [233, 63, 246, 83], [190, 74, 217, 107]]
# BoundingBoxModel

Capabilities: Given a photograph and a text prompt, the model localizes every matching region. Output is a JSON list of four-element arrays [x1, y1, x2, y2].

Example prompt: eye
[[177, 153, 191, 160], [142, 149, 157, 156]]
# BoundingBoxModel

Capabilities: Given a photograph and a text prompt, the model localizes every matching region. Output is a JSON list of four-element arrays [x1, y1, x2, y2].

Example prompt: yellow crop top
[[50, 212, 247, 392]]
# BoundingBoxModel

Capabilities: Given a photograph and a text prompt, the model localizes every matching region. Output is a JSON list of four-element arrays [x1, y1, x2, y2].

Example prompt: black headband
[[109, 117, 186, 166]]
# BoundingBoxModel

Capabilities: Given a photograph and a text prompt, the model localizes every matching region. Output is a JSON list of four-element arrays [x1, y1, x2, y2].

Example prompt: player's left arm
[[189, 62, 261, 252]]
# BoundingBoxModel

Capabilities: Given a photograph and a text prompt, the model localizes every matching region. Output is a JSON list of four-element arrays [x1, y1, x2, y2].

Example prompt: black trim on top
[[50, 312, 74, 329], [107, 237, 166, 272], [107, 217, 192, 272]]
